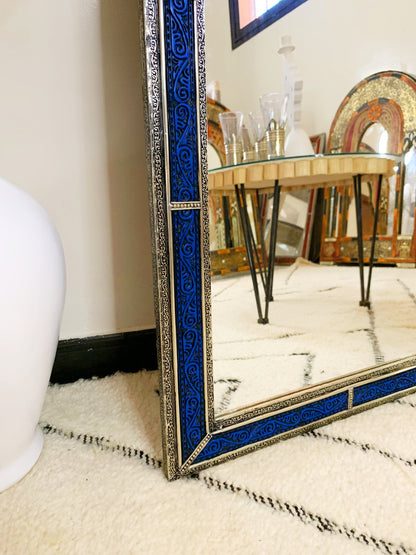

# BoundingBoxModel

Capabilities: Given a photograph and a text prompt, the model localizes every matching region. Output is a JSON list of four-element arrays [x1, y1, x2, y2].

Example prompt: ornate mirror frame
[[321, 71, 416, 265], [140, 0, 416, 480]]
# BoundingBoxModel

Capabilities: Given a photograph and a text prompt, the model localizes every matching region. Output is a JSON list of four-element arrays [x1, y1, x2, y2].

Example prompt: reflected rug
[[2, 262, 416, 554], [212, 260, 416, 414]]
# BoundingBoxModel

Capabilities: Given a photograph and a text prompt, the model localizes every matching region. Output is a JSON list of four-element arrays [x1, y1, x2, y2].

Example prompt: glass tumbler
[[219, 111, 243, 166]]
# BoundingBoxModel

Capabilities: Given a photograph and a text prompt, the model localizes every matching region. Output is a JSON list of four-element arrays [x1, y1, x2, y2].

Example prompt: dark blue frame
[[229, 0, 309, 50]]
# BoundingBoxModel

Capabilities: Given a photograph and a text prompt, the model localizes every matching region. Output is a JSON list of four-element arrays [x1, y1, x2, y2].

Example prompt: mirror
[[403, 146, 416, 236], [339, 122, 392, 239], [206, 100, 321, 274], [320, 71, 416, 264], [208, 143, 222, 171], [140, 0, 416, 480]]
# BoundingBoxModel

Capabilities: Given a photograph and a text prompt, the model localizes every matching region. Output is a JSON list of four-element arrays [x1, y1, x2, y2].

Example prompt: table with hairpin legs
[[208, 154, 400, 324]]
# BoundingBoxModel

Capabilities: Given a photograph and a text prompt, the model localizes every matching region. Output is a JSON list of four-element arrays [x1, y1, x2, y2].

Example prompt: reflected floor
[[212, 260, 416, 416]]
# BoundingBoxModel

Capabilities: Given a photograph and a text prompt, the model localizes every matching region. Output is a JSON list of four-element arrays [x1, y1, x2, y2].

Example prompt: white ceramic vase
[[0, 177, 65, 492]]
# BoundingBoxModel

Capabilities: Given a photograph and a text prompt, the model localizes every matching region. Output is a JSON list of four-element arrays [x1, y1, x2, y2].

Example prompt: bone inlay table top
[[207, 153, 399, 193]]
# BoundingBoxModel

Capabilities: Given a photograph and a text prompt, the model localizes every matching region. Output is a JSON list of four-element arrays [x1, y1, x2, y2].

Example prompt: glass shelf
[[209, 151, 401, 173]]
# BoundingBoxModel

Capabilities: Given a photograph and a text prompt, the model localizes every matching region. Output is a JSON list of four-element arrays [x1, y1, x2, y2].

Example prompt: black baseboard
[[50, 329, 158, 384]]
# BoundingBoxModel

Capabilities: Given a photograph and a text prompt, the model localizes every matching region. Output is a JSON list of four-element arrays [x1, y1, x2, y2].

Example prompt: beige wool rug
[[211, 261, 416, 413], [2, 263, 416, 554]]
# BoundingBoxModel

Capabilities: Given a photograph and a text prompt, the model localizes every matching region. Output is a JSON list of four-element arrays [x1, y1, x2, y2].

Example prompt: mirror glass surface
[[340, 122, 394, 239], [403, 145, 416, 236], [205, 4, 416, 418], [210, 165, 416, 417], [208, 143, 222, 171]]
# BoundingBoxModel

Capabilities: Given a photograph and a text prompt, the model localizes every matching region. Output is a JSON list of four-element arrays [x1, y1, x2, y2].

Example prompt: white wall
[[0, 1, 155, 339], [205, 0, 416, 137], [2, 0, 413, 341]]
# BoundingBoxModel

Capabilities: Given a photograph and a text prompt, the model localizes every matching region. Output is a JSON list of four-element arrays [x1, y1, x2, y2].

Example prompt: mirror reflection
[[205, 0, 416, 417], [333, 123, 394, 240]]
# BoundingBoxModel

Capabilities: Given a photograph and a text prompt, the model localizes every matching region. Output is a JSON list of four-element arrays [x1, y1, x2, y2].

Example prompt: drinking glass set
[[219, 92, 288, 166]]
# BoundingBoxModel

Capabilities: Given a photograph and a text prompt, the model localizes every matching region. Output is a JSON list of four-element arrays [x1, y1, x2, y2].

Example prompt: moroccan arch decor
[[207, 98, 227, 165], [207, 98, 250, 276], [342, 98, 403, 154], [328, 71, 416, 154], [321, 71, 416, 265]]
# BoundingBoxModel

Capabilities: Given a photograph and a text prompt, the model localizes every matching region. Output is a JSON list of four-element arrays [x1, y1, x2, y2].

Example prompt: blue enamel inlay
[[163, 1, 204, 460], [172, 210, 205, 459], [164, 0, 199, 203], [194, 391, 349, 463], [353, 367, 416, 406]]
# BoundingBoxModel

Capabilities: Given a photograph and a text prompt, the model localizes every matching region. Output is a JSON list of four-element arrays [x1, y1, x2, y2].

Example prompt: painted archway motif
[[207, 98, 248, 274], [207, 97, 227, 165], [322, 71, 416, 264], [328, 71, 416, 153], [342, 97, 403, 153]]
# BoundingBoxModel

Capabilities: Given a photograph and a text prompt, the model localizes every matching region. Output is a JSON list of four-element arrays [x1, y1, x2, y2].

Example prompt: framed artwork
[[229, 0, 308, 49]]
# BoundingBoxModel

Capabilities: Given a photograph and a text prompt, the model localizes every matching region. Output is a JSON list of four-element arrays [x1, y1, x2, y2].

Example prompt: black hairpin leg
[[353, 174, 382, 308], [235, 181, 280, 324], [353, 175, 366, 306], [365, 174, 382, 306], [240, 186, 267, 294], [222, 196, 232, 247], [265, 182, 280, 307], [235, 185, 267, 323], [256, 189, 269, 286]]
